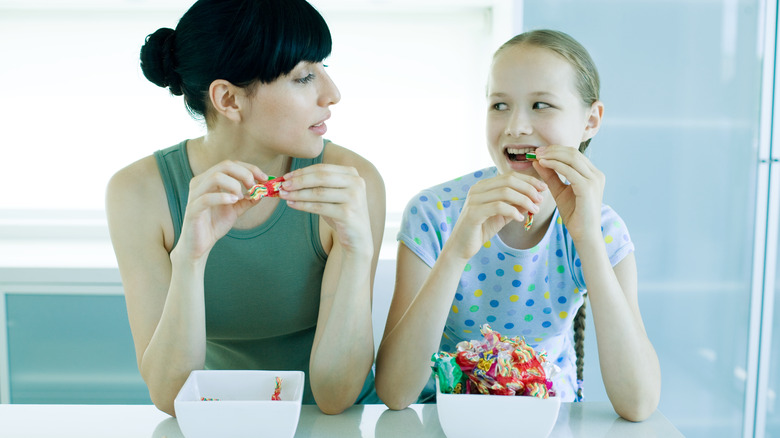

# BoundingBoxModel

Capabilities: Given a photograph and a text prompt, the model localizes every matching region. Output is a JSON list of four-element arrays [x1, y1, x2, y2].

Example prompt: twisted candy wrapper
[[431, 324, 555, 398], [248, 176, 285, 200]]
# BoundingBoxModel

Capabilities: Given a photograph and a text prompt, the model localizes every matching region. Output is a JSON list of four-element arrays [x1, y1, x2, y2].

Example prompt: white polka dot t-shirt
[[398, 167, 634, 402]]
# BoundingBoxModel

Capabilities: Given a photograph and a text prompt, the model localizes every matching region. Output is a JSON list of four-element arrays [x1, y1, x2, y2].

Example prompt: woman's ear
[[581, 100, 604, 142], [209, 79, 242, 123]]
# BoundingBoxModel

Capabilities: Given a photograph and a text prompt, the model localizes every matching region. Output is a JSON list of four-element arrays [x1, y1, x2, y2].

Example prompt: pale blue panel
[[767, 219, 780, 435], [523, 1, 761, 437], [6, 294, 151, 404]]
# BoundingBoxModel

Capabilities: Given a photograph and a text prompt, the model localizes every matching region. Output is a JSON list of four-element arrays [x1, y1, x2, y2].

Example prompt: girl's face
[[486, 44, 598, 175], [243, 61, 341, 158]]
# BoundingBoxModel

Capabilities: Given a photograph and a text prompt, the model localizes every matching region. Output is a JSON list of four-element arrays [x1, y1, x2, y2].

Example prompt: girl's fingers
[[281, 186, 354, 204], [282, 164, 359, 190], [469, 187, 540, 214], [188, 192, 241, 210]]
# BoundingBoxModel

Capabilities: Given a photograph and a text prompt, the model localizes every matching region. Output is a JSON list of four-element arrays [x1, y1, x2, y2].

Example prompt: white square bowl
[[435, 377, 561, 438], [174, 370, 304, 438]]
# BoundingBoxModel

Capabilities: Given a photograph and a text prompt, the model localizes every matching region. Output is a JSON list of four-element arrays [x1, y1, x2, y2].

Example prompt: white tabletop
[[0, 402, 682, 437]]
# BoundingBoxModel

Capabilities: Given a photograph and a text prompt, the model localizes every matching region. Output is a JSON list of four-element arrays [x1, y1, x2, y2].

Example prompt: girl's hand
[[446, 173, 547, 262], [280, 163, 373, 257], [178, 160, 267, 261], [532, 145, 604, 244]]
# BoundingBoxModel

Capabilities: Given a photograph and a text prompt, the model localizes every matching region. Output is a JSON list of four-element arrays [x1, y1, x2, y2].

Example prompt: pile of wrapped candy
[[431, 324, 556, 398]]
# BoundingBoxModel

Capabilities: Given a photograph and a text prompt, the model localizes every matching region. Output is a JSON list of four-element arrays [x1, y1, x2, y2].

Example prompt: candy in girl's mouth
[[525, 152, 537, 160]]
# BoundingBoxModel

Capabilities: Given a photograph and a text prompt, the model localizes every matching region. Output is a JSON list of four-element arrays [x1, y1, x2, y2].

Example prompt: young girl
[[375, 29, 660, 421], [105, 0, 385, 416]]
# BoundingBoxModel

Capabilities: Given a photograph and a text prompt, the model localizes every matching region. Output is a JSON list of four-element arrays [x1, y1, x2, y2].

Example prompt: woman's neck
[[188, 130, 292, 178]]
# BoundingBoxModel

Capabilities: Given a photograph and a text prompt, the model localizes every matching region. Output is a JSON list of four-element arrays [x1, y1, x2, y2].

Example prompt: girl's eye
[[296, 73, 316, 84], [492, 102, 508, 111], [533, 102, 552, 110]]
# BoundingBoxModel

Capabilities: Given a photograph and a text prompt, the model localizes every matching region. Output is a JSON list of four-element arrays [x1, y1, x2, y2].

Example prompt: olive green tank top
[[154, 140, 338, 404]]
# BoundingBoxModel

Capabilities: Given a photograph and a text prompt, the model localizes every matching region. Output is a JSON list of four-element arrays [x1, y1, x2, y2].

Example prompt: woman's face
[[243, 61, 341, 158], [486, 44, 596, 175]]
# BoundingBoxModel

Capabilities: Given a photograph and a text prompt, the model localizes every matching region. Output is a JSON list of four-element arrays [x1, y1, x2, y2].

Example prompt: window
[[0, 0, 512, 256]]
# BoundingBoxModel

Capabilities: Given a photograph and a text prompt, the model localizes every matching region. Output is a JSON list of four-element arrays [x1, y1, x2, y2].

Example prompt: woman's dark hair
[[140, 0, 332, 123]]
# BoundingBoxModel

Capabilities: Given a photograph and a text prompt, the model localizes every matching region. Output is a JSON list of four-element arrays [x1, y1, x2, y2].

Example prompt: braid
[[572, 297, 587, 401]]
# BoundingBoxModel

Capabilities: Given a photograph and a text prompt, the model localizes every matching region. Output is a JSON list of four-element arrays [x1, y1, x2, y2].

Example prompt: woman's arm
[[106, 156, 265, 416], [281, 145, 386, 414]]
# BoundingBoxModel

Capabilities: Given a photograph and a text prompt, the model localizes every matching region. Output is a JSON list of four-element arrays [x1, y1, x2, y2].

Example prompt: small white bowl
[[435, 378, 561, 438], [174, 370, 304, 438]]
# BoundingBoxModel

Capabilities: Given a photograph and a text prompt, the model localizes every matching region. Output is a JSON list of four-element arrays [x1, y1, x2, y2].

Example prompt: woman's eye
[[296, 73, 316, 84], [492, 102, 508, 111], [533, 102, 552, 110]]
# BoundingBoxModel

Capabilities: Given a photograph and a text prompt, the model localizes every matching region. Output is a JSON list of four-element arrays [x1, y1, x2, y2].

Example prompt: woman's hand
[[280, 163, 373, 257], [178, 160, 267, 261], [446, 172, 547, 262], [532, 145, 604, 244]]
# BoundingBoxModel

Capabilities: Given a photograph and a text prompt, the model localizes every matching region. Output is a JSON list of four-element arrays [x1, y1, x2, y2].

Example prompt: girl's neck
[[497, 192, 557, 250]]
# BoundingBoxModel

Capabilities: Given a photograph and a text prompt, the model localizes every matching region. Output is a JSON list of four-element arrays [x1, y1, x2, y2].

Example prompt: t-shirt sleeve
[[397, 190, 451, 268], [570, 205, 635, 289]]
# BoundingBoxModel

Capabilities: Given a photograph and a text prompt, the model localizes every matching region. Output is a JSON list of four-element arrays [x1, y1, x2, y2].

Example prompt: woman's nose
[[319, 70, 341, 106]]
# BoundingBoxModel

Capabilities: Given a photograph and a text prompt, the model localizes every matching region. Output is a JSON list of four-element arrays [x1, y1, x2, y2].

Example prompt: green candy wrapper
[[431, 352, 465, 394]]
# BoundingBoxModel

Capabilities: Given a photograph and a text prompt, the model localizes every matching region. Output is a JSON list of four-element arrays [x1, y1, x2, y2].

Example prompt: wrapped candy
[[432, 324, 555, 399], [431, 352, 466, 394], [271, 376, 282, 401], [248, 176, 285, 200]]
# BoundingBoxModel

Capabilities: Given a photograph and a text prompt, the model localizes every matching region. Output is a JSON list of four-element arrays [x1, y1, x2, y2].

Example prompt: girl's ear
[[581, 100, 604, 142], [209, 79, 242, 123]]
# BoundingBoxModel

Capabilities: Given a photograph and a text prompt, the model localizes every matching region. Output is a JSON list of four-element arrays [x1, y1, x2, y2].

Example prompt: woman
[[106, 0, 385, 416]]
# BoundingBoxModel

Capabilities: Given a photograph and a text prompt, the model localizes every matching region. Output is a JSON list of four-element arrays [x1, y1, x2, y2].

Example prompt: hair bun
[[140, 27, 182, 95]]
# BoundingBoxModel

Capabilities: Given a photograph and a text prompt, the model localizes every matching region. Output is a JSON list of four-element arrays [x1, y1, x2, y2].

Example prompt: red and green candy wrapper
[[271, 376, 282, 401], [431, 324, 554, 398], [248, 176, 285, 200]]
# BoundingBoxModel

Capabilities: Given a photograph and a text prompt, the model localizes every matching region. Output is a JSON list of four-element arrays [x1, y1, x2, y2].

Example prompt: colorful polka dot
[[574, 288, 580, 294], [490, 300, 499, 307], [478, 273, 486, 281], [605, 235, 613, 244], [504, 323, 515, 330], [455, 293, 463, 301], [559, 311, 568, 319], [487, 315, 496, 322], [543, 307, 552, 314], [528, 284, 536, 292], [411, 206, 418, 214], [556, 249, 563, 257], [524, 314, 533, 322], [483, 241, 492, 248], [452, 305, 459, 313], [465, 319, 475, 326], [512, 280, 522, 287], [420, 195, 428, 202], [474, 289, 483, 297], [469, 305, 479, 312], [557, 265, 565, 273], [464, 264, 471, 272], [514, 265, 523, 272], [542, 321, 552, 328], [463, 329, 472, 334], [497, 253, 506, 261], [413, 237, 421, 245], [440, 222, 448, 231], [544, 291, 550, 299], [436, 201, 444, 210], [421, 223, 429, 232], [558, 296, 567, 304], [525, 299, 534, 306], [509, 295, 519, 302], [496, 269, 505, 276]]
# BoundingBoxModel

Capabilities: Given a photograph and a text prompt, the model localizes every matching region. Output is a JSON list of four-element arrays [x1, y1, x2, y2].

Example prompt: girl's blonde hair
[[496, 29, 600, 153]]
